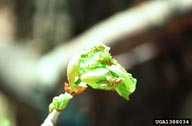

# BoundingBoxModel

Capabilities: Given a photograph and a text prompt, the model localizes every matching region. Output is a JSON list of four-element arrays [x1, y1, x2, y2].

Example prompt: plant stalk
[[40, 109, 60, 126]]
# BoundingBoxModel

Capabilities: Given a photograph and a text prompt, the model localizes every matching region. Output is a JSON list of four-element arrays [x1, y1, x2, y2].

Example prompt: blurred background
[[0, 0, 192, 126]]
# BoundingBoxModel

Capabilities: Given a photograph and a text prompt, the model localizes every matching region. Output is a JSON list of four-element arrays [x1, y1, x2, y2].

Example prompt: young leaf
[[67, 43, 137, 100], [49, 93, 73, 112]]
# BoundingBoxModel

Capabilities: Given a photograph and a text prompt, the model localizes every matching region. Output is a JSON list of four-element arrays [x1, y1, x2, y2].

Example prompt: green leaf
[[106, 61, 137, 100], [67, 43, 137, 100], [50, 93, 73, 112], [115, 73, 137, 100]]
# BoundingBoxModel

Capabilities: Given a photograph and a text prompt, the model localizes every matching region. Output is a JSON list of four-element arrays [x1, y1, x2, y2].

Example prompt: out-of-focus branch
[[0, 0, 192, 110], [38, 0, 192, 88]]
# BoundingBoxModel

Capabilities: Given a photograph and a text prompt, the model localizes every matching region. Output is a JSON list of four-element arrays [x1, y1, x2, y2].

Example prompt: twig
[[40, 109, 60, 126]]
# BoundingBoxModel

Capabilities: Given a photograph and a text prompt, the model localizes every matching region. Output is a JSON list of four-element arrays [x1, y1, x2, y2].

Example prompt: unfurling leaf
[[67, 43, 137, 100]]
